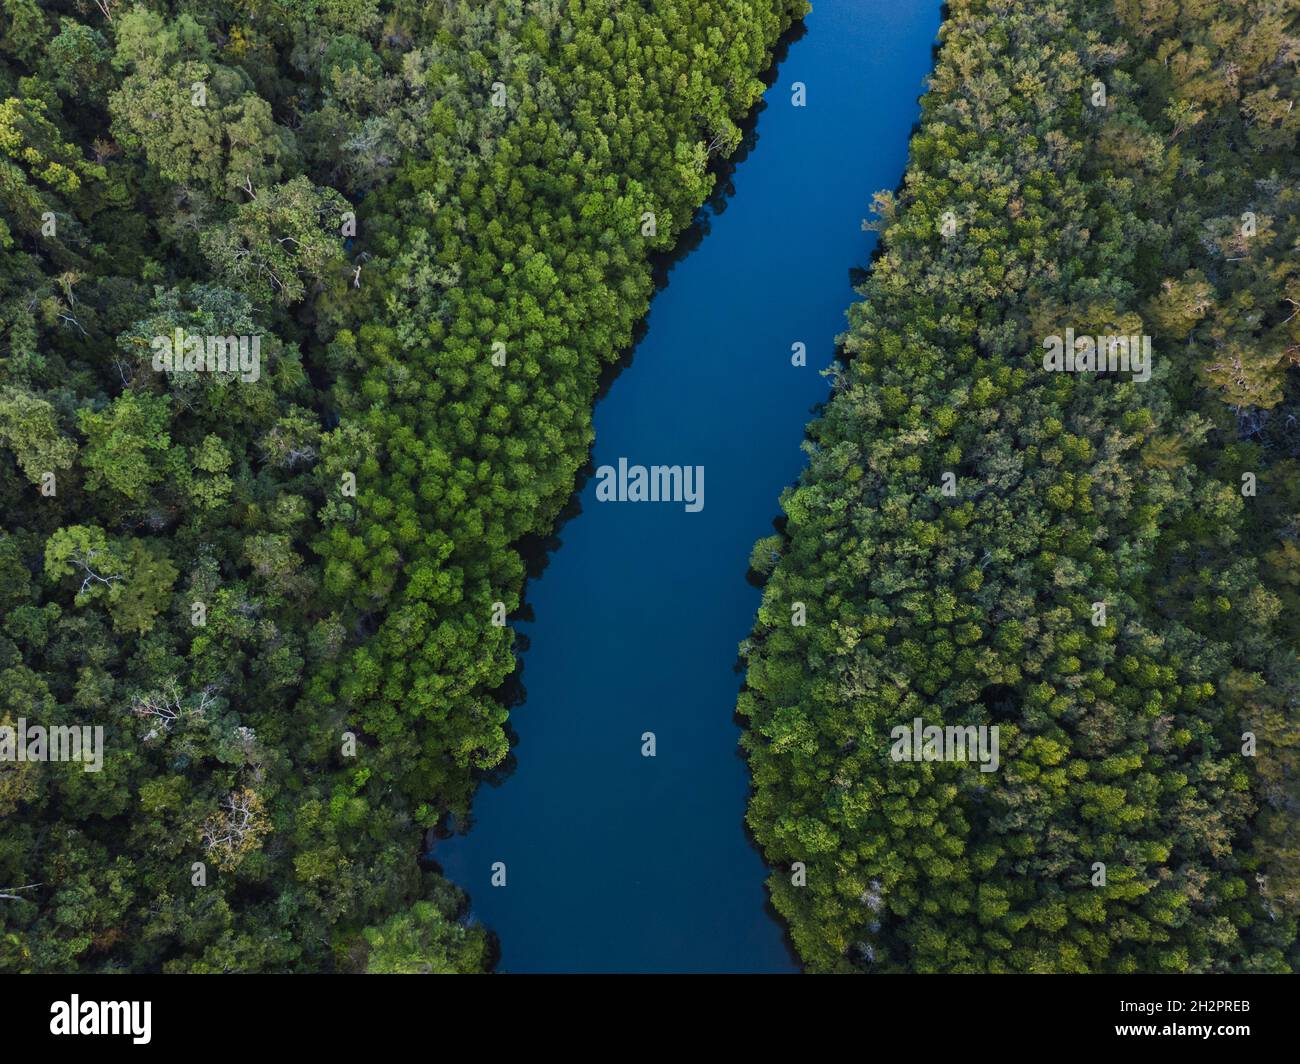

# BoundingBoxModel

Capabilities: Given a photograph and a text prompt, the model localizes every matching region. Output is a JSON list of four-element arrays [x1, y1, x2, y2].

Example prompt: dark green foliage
[[0, 0, 805, 972]]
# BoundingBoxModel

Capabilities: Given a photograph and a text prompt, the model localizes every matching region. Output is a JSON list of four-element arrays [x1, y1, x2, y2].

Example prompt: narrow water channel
[[433, 0, 944, 973]]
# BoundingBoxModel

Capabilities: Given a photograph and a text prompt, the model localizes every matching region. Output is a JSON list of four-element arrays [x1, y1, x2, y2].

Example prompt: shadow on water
[[445, 15, 815, 819]]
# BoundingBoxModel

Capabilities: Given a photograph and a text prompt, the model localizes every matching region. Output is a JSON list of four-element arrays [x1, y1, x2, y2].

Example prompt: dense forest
[[0, 0, 806, 972], [741, 0, 1300, 972], [5, 0, 1298, 979]]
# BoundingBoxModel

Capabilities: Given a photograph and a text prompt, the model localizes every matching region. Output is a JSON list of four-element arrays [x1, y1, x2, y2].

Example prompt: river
[[433, 0, 943, 973]]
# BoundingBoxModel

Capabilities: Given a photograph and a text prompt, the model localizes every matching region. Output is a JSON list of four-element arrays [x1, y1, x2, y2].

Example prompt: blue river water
[[433, 0, 943, 973]]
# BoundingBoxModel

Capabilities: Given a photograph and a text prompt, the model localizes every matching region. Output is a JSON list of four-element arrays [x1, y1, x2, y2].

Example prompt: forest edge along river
[[431, 0, 944, 973]]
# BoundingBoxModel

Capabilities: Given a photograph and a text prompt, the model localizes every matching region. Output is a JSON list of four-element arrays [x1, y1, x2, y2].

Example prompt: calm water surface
[[434, 0, 943, 973]]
